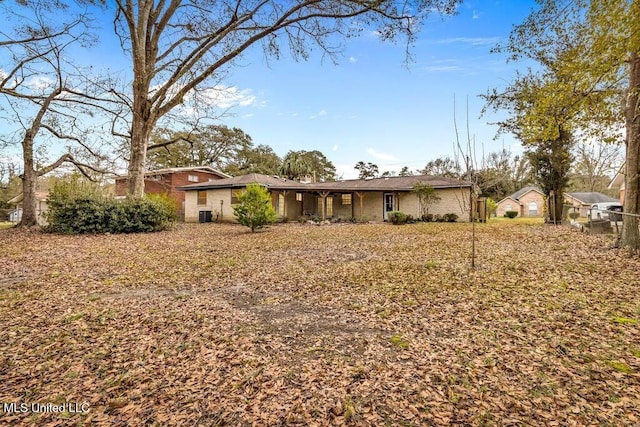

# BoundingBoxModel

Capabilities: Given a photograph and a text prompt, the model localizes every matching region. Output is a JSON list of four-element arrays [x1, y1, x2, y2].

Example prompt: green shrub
[[504, 210, 518, 219], [388, 211, 407, 225], [232, 183, 277, 232], [568, 212, 580, 220], [443, 213, 458, 222], [433, 214, 444, 222], [45, 179, 176, 234], [421, 213, 434, 222]]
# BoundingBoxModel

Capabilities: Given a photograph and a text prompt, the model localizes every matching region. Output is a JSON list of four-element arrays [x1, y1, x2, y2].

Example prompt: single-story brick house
[[115, 166, 230, 220], [564, 192, 620, 217], [496, 186, 544, 218], [178, 173, 474, 223]]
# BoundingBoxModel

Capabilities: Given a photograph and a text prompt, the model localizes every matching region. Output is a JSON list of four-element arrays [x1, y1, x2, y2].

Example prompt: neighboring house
[[8, 192, 49, 225], [178, 173, 473, 223], [608, 166, 625, 204], [115, 166, 230, 220], [496, 186, 544, 218], [564, 192, 620, 217]]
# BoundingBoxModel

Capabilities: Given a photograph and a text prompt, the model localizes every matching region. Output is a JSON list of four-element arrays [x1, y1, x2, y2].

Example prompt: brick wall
[[116, 171, 224, 220], [518, 191, 544, 217]]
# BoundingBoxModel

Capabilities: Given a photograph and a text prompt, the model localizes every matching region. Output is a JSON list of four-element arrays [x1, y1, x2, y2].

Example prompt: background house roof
[[8, 192, 49, 204], [178, 174, 473, 192], [509, 186, 543, 200], [565, 192, 619, 204], [115, 166, 231, 179]]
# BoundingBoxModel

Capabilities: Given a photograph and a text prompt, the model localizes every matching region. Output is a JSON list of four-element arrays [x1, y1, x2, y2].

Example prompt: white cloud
[[428, 37, 500, 47], [472, 10, 481, 19], [349, 56, 358, 63], [367, 148, 398, 162], [422, 65, 464, 72], [198, 85, 257, 109], [310, 109, 327, 119], [335, 163, 359, 180], [332, 144, 339, 151], [28, 76, 55, 91]]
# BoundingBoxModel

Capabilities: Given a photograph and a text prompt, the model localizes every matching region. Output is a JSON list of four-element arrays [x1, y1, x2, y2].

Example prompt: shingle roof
[[178, 174, 472, 192], [509, 186, 543, 200], [566, 192, 619, 204]]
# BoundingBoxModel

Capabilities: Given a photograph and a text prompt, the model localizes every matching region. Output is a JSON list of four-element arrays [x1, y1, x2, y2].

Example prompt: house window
[[505, 204, 512, 211], [188, 175, 199, 182], [231, 189, 241, 204], [296, 192, 303, 202], [341, 194, 352, 205], [317, 196, 334, 217], [197, 191, 207, 205], [278, 194, 285, 216], [528, 202, 538, 216]]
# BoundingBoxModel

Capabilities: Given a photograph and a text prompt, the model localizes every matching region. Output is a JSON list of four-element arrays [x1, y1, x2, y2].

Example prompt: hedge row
[[45, 187, 176, 234]]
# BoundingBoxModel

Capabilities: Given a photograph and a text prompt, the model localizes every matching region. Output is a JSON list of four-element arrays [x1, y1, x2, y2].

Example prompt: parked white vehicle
[[588, 202, 623, 220]]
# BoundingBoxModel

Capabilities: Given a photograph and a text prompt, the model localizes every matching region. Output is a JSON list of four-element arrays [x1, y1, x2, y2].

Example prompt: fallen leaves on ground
[[0, 222, 639, 426]]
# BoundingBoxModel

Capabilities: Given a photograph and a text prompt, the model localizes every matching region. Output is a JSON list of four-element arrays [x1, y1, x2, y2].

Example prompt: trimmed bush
[[443, 213, 458, 222], [388, 211, 407, 225], [568, 212, 580, 220], [504, 210, 518, 219], [44, 179, 176, 234], [421, 213, 434, 222], [232, 183, 277, 232]]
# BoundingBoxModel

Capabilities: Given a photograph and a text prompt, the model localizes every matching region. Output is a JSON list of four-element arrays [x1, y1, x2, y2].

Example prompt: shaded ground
[[0, 222, 639, 426]]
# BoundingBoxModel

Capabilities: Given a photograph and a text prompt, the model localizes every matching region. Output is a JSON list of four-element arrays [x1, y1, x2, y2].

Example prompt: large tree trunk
[[20, 135, 39, 227], [619, 52, 640, 250], [545, 190, 564, 224], [127, 91, 154, 197]]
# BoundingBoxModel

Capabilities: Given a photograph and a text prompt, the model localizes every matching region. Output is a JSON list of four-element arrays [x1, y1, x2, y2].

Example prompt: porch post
[[281, 190, 289, 219], [355, 191, 364, 219], [319, 191, 330, 220]]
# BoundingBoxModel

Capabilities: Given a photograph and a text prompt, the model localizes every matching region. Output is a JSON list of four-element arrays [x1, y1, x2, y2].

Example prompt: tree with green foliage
[[420, 156, 462, 178], [297, 150, 336, 182], [232, 183, 277, 232], [487, 0, 638, 245], [412, 182, 441, 217], [354, 161, 379, 179], [147, 125, 253, 170], [222, 144, 282, 176], [486, 198, 497, 218], [280, 151, 311, 181]]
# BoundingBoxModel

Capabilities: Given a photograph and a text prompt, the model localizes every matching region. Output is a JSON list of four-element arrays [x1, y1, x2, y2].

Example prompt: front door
[[383, 193, 396, 220]]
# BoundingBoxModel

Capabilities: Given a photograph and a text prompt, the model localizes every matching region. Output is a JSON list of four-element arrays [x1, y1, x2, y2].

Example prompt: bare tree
[[0, 1, 115, 226], [110, 0, 461, 196], [570, 140, 623, 193]]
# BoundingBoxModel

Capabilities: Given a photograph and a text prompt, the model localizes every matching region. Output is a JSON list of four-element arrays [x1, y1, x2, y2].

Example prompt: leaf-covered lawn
[[1, 222, 639, 426]]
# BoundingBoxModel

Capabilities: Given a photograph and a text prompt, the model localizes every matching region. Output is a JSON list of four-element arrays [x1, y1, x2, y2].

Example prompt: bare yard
[[0, 222, 639, 426]]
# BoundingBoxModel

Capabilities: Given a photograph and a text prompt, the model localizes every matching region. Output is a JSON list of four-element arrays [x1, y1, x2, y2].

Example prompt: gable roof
[[178, 173, 473, 192], [8, 192, 49, 204], [496, 186, 543, 205], [565, 192, 619, 204], [496, 196, 521, 206], [509, 186, 543, 200]]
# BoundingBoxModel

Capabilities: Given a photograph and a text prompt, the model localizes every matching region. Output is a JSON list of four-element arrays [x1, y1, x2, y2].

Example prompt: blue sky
[[207, 0, 539, 178], [1, 0, 540, 179]]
